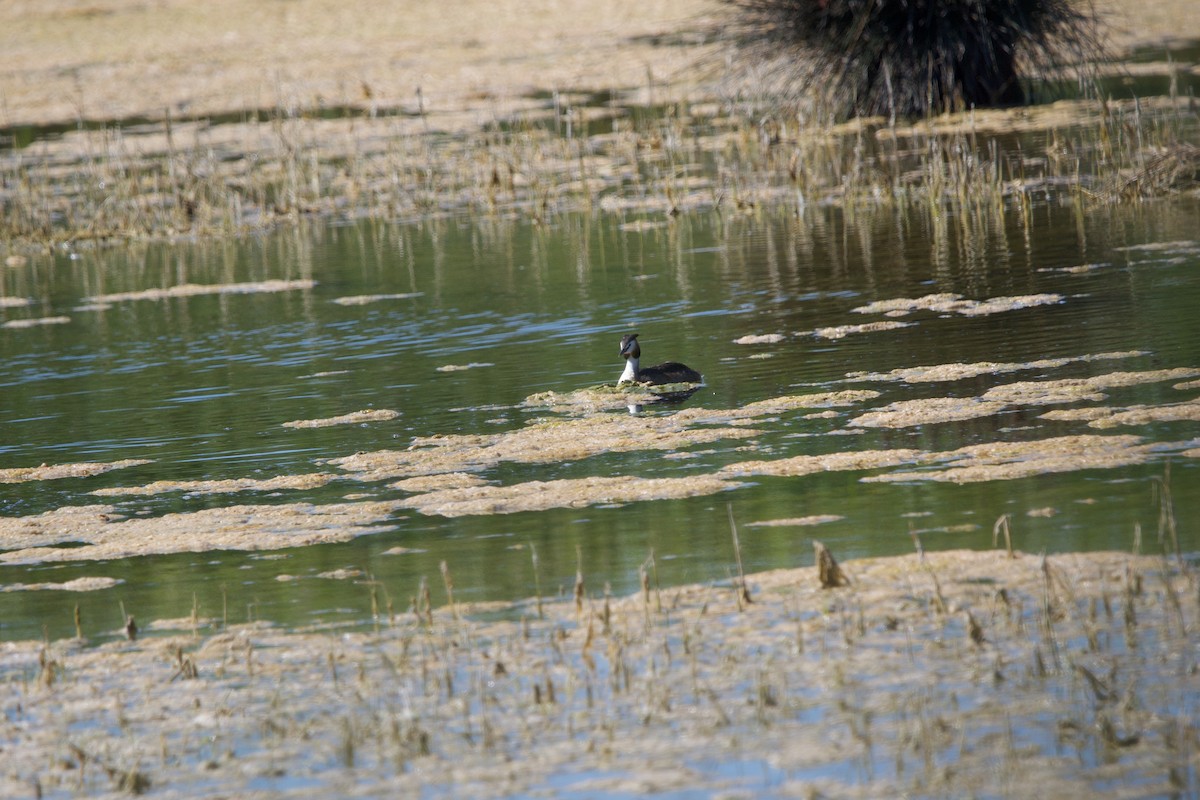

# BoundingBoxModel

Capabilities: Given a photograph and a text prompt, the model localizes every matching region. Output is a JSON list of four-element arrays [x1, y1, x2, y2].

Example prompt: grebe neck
[[618, 356, 639, 384]]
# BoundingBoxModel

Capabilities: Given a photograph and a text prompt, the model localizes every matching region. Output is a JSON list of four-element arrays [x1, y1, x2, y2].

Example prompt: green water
[[2, 198, 1198, 641]]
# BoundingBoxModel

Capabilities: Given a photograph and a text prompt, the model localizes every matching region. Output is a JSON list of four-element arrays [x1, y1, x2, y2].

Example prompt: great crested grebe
[[617, 333, 702, 385]]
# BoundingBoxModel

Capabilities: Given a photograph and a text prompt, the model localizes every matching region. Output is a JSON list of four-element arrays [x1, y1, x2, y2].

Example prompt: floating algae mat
[[0, 459, 153, 484], [861, 434, 1179, 484], [82, 279, 317, 304], [397, 473, 744, 517], [1042, 398, 1200, 429], [1, 548, 1195, 797], [2, 194, 1200, 648], [849, 292, 1065, 317], [845, 351, 1151, 384], [2, 372, 1198, 545], [281, 409, 401, 429], [325, 411, 765, 482], [0, 500, 403, 564]]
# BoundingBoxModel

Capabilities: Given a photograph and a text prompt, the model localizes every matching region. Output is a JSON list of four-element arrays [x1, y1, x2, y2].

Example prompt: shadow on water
[[1, 191, 1199, 642]]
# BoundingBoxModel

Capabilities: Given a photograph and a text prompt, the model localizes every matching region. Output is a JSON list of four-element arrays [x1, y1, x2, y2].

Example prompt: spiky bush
[[722, 0, 1104, 119]]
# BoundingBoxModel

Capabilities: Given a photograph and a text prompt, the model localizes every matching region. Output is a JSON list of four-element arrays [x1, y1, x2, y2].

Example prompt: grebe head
[[619, 333, 641, 360], [618, 333, 640, 384]]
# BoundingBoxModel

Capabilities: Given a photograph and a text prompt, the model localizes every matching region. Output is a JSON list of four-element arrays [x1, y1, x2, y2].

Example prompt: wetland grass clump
[[720, 0, 1105, 120]]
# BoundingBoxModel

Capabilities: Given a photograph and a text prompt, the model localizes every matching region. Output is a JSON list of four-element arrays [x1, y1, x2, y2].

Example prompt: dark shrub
[[722, 0, 1104, 119]]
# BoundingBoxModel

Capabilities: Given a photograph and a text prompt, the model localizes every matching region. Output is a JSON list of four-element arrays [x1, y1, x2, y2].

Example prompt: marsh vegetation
[[1, 1, 1199, 796], [2, 547, 1197, 797]]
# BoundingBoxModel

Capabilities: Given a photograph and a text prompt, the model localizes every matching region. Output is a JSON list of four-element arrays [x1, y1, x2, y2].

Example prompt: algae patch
[[733, 333, 786, 344], [328, 414, 762, 481], [846, 351, 1148, 384], [0, 459, 153, 484], [863, 434, 1162, 484], [2, 315, 72, 329], [399, 474, 742, 517], [521, 384, 696, 414], [1, 576, 123, 592], [720, 448, 925, 478], [1041, 398, 1200, 428], [331, 292, 422, 305], [849, 397, 1009, 428], [982, 368, 1200, 405], [282, 409, 400, 428], [851, 292, 1064, 317], [676, 390, 880, 423], [436, 362, 495, 372], [746, 515, 844, 527], [90, 473, 338, 496], [843, 368, 1199, 427], [84, 279, 316, 304], [812, 320, 912, 339], [389, 473, 491, 493], [0, 500, 403, 564]]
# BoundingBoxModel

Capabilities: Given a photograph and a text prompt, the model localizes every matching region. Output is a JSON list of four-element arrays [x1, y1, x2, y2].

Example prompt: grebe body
[[617, 333, 702, 385]]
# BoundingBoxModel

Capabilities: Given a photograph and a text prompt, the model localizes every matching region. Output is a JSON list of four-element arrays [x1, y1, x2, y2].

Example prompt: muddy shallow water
[[1, 194, 1198, 644], [2, 549, 1197, 798]]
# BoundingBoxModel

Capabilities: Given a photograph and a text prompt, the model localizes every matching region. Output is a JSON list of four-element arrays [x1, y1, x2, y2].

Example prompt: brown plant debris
[[0, 459, 153, 484], [1107, 142, 1200, 199], [851, 293, 1064, 317], [813, 540, 850, 588], [282, 409, 401, 428]]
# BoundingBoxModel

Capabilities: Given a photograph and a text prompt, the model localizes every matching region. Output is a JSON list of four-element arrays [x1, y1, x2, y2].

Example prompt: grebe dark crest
[[618, 333, 702, 385]]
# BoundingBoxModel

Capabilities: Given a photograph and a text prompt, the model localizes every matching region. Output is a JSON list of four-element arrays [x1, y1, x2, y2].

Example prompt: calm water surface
[[2, 198, 1198, 641]]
